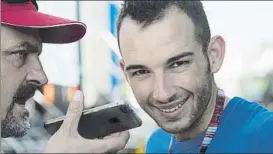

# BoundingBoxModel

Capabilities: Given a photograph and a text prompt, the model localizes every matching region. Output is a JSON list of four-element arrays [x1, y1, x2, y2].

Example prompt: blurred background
[[1, 1, 273, 153]]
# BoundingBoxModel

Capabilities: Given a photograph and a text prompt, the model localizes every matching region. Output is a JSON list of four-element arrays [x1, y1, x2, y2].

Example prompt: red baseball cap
[[1, 0, 87, 44]]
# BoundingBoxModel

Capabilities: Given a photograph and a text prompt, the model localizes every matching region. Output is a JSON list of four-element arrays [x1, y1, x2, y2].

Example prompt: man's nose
[[26, 59, 48, 87], [152, 75, 176, 103]]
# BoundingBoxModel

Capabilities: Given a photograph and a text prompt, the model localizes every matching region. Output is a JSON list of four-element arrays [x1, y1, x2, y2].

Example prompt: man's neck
[[174, 83, 220, 141]]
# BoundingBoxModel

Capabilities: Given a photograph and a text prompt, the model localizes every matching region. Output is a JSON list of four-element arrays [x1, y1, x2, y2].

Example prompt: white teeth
[[160, 103, 183, 113]]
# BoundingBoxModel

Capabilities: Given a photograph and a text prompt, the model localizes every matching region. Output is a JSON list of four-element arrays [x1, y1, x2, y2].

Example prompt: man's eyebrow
[[125, 64, 147, 71], [166, 52, 194, 64], [6, 41, 40, 54]]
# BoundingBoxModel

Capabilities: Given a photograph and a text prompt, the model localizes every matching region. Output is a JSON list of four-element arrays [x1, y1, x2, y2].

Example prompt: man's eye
[[9, 50, 28, 67], [12, 50, 28, 59], [169, 61, 190, 68], [131, 70, 150, 77]]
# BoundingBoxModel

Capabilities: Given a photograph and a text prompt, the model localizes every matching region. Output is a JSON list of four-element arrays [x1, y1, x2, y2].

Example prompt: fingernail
[[73, 90, 82, 102]]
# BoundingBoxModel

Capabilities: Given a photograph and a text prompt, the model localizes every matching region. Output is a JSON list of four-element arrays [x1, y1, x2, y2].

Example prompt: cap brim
[[1, 10, 86, 44]]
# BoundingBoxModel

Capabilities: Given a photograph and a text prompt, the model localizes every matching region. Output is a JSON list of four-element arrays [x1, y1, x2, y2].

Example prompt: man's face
[[119, 9, 214, 134], [1, 25, 48, 138]]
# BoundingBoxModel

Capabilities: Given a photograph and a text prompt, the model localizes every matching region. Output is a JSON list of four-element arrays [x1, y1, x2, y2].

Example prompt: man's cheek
[[133, 91, 146, 106], [131, 83, 148, 106], [0, 77, 18, 119], [0, 96, 11, 121], [0, 84, 11, 112], [172, 72, 199, 92]]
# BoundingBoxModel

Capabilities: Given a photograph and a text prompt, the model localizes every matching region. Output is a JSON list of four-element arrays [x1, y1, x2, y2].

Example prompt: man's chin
[[11, 131, 28, 138], [156, 119, 193, 134], [1, 112, 30, 138], [16, 131, 28, 138], [1, 128, 28, 138]]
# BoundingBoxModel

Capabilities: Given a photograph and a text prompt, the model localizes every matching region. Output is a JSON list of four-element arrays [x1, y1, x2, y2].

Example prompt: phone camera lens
[[108, 117, 120, 124], [120, 106, 132, 113]]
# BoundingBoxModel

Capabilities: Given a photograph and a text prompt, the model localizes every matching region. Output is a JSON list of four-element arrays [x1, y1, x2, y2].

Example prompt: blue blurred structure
[[109, 3, 123, 100]]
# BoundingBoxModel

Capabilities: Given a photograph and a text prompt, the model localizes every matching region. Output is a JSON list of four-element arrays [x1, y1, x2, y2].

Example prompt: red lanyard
[[168, 89, 225, 154]]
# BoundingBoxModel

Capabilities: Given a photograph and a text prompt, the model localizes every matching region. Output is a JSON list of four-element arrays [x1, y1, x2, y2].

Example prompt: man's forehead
[[1, 25, 42, 51], [120, 7, 193, 35], [119, 8, 197, 65], [119, 8, 195, 47]]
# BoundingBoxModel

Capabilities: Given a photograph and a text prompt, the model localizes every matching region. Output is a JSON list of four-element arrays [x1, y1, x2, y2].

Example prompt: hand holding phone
[[44, 90, 130, 153]]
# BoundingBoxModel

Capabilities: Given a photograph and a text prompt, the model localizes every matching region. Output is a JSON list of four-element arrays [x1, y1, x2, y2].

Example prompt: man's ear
[[207, 35, 226, 73], [120, 59, 129, 81]]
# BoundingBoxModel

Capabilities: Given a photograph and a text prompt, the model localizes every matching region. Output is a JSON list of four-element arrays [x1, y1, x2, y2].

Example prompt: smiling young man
[[1, 0, 129, 153], [117, 1, 273, 153]]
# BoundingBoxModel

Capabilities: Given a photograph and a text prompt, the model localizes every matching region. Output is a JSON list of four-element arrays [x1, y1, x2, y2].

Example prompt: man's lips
[[13, 92, 35, 105], [13, 84, 38, 105], [153, 95, 190, 110], [150, 96, 190, 120]]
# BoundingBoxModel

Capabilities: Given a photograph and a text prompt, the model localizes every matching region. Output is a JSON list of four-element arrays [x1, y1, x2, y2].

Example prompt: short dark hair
[[117, 1, 211, 52]]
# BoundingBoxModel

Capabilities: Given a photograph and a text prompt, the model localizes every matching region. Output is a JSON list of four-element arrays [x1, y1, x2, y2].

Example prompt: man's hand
[[44, 90, 130, 153]]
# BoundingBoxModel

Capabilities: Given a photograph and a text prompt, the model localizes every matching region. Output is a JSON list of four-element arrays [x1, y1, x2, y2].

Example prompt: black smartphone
[[44, 101, 142, 139]]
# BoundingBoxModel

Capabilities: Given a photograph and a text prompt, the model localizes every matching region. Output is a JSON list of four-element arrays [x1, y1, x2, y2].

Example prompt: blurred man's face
[[1, 25, 48, 138], [119, 9, 214, 134]]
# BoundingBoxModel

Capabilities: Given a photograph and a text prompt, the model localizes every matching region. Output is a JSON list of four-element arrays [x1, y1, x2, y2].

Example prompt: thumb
[[61, 90, 84, 136]]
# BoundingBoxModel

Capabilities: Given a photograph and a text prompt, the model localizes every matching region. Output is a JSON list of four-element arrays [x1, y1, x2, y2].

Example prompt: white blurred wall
[[203, 1, 273, 98], [38, 1, 80, 87], [78, 1, 112, 108], [38, 1, 113, 108]]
